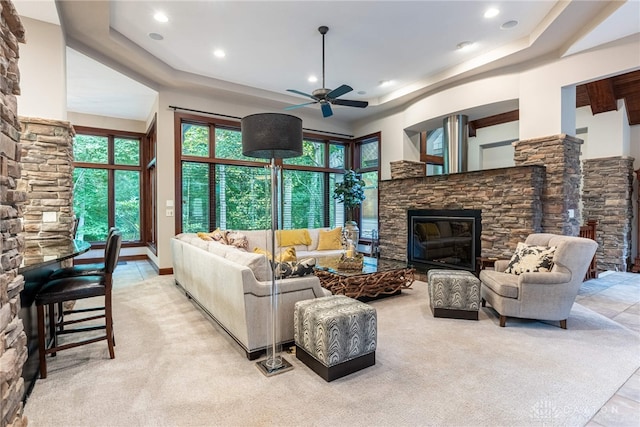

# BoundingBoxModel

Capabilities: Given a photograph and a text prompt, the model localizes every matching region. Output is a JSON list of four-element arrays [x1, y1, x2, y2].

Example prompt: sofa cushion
[[478, 270, 519, 299], [505, 242, 556, 275], [307, 228, 325, 251], [207, 241, 231, 258], [317, 227, 343, 250], [224, 250, 271, 282]]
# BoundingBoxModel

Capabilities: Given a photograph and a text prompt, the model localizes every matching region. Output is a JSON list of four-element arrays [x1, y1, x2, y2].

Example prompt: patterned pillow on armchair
[[505, 242, 556, 275]]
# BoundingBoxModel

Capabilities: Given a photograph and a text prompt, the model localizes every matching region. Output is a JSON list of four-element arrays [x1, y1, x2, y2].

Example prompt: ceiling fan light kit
[[286, 26, 368, 118]]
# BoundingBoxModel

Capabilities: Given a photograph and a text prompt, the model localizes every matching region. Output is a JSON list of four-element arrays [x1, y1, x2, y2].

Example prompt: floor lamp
[[241, 113, 303, 376]]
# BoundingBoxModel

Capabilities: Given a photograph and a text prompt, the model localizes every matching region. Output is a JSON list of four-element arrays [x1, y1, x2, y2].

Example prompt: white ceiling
[[13, 0, 640, 124]]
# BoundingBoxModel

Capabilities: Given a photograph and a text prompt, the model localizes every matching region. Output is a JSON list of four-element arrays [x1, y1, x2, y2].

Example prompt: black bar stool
[[35, 231, 122, 378]]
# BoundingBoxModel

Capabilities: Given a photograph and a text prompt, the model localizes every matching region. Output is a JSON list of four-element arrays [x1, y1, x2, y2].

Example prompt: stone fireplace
[[380, 134, 584, 269]]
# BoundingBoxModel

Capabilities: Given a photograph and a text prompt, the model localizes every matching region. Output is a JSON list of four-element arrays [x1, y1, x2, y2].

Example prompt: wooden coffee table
[[314, 256, 414, 299]]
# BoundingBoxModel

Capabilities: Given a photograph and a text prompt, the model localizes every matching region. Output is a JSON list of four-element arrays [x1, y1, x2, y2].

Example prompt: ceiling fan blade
[[327, 84, 353, 99], [332, 99, 369, 108], [287, 89, 317, 100], [321, 102, 333, 118], [284, 101, 317, 111]]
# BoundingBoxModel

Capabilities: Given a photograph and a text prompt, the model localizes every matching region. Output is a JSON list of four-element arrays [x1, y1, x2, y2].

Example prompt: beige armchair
[[479, 233, 598, 329]]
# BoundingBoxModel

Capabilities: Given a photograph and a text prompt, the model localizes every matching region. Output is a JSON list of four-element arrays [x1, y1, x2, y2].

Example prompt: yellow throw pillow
[[197, 232, 213, 241], [253, 247, 273, 259], [253, 247, 297, 262], [317, 227, 343, 250], [276, 229, 312, 247], [277, 247, 297, 262]]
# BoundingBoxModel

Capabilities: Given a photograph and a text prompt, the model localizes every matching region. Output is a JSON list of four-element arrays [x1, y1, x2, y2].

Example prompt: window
[[144, 116, 157, 253], [175, 113, 349, 233], [422, 128, 445, 176], [354, 134, 380, 240], [73, 127, 144, 244]]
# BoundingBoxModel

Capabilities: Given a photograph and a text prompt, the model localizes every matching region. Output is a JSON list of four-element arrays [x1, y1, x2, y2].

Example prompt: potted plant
[[333, 170, 366, 245]]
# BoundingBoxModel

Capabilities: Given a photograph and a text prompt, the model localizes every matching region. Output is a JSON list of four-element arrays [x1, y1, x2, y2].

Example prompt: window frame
[[353, 132, 381, 243], [73, 125, 146, 248], [173, 112, 350, 234]]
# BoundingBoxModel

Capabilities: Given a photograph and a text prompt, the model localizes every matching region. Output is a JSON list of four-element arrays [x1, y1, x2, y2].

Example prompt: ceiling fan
[[285, 26, 368, 118]]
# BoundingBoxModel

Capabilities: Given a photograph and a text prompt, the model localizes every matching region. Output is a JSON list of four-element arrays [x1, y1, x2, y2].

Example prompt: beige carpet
[[24, 275, 640, 427]]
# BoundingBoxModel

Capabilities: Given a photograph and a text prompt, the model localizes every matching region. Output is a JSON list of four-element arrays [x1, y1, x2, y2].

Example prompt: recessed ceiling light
[[154, 12, 169, 23], [357, 91, 366, 95], [148, 32, 164, 41], [484, 8, 499, 19], [501, 20, 519, 29], [379, 80, 394, 87], [308, 75, 318, 83], [456, 41, 474, 50], [213, 49, 226, 58]]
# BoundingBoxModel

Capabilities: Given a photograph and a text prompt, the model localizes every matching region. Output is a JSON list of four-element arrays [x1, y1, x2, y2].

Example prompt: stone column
[[18, 117, 75, 242], [0, 1, 28, 425], [513, 134, 583, 236], [582, 157, 634, 272]]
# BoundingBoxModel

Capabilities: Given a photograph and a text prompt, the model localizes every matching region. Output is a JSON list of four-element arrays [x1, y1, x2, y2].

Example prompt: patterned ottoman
[[427, 269, 480, 320], [294, 295, 377, 382]]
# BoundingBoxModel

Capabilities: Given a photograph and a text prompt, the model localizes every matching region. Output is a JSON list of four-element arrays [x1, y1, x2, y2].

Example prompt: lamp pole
[[241, 113, 302, 376]]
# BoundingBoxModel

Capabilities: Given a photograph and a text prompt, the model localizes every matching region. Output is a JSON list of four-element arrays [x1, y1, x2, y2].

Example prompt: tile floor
[[116, 261, 640, 426]]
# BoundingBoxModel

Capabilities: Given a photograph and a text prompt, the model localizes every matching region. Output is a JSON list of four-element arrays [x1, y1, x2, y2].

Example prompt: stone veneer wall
[[390, 160, 425, 179], [379, 165, 545, 262], [582, 156, 634, 272], [379, 134, 586, 266], [0, 2, 27, 426], [18, 117, 75, 243], [513, 134, 583, 236]]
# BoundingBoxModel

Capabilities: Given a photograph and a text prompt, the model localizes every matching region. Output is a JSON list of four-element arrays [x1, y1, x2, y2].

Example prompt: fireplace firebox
[[408, 209, 481, 272]]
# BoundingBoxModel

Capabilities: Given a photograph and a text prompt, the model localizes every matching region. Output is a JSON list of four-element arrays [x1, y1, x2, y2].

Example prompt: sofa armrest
[[241, 269, 325, 297], [518, 271, 571, 285]]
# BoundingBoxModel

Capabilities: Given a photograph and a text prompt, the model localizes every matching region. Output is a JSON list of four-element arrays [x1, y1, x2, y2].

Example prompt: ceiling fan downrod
[[319, 26, 328, 90]]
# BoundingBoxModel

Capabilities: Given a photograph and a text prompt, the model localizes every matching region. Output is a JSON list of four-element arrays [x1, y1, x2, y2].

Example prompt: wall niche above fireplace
[[408, 209, 481, 272]]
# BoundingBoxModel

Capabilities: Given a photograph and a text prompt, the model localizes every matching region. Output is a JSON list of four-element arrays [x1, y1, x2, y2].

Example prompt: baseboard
[[295, 345, 375, 382]]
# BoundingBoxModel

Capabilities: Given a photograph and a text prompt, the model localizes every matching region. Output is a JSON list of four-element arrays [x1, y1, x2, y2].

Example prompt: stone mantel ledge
[[19, 116, 76, 132], [514, 133, 584, 146], [380, 164, 546, 183]]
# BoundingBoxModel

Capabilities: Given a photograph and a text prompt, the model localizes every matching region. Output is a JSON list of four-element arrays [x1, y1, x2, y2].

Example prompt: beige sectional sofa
[[171, 228, 341, 359]]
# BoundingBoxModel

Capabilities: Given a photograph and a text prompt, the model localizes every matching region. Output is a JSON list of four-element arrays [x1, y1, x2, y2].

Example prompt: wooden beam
[[468, 110, 519, 137], [421, 154, 444, 165], [576, 85, 590, 108], [586, 79, 617, 114]]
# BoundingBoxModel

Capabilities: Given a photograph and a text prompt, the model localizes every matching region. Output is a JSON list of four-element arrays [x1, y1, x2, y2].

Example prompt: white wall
[[354, 38, 640, 180], [518, 41, 639, 139], [17, 17, 66, 120], [68, 112, 148, 133], [467, 121, 518, 171]]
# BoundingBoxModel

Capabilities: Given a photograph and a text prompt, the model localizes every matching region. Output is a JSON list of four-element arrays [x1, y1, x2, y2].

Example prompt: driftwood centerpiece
[[314, 256, 414, 299]]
